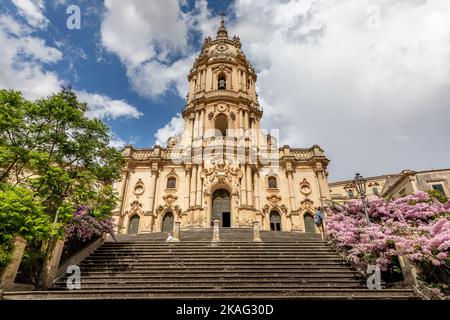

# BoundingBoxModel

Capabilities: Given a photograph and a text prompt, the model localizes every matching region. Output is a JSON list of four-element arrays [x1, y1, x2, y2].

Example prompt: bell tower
[[182, 18, 262, 144]]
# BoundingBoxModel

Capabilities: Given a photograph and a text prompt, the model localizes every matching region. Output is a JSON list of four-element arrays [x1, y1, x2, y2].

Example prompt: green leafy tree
[[0, 184, 53, 269], [0, 88, 125, 277], [0, 88, 124, 227]]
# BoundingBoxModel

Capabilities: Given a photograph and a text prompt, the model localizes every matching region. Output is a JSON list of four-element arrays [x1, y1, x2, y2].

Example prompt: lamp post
[[354, 173, 371, 226]]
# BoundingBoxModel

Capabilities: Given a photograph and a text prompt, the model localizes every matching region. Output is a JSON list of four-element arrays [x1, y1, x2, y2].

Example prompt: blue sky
[[0, 0, 233, 148], [1, 0, 450, 181]]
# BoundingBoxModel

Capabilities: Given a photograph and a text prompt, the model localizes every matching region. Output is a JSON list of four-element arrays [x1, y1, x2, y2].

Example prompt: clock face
[[217, 44, 228, 52]]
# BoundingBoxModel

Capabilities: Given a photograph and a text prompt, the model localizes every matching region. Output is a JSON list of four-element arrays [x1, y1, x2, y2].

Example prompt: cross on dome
[[216, 13, 228, 39]]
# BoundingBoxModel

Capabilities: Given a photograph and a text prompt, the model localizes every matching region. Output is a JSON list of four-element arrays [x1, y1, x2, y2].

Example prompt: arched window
[[167, 177, 176, 189], [218, 72, 226, 90], [215, 114, 228, 137], [348, 190, 354, 199], [268, 176, 277, 189], [372, 187, 379, 196]]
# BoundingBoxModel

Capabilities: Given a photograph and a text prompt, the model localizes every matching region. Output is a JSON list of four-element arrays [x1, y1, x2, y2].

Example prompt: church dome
[[188, 18, 256, 81]]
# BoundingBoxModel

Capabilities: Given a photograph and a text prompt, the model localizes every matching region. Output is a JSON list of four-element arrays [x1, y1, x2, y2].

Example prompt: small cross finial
[[220, 12, 225, 25]]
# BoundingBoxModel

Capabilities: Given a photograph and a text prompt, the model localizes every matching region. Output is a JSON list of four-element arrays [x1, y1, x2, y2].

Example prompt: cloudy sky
[[0, 0, 449, 181]]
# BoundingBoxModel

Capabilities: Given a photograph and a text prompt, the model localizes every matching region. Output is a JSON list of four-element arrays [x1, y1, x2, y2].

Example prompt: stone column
[[212, 219, 220, 242], [315, 167, 324, 202], [231, 192, 237, 227], [199, 109, 205, 137], [0, 236, 27, 291], [190, 164, 197, 206], [149, 163, 158, 213], [121, 170, 131, 214], [253, 171, 260, 211], [184, 165, 191, 210], [240, 164, 247, 206], [172, 221, 181, 242], [118, 169, 129, 216], [239, 109, 243, 129], [207, 67, 213, 90], [194, 111, 199, 140], [244, 110, 249, 130], [242, 72, 247, 92], [246, 164, 253, 206], [253, 221, 262, 242], [286, 163, 296, 212], [196, 164, 202, 206], [190, 113, 195, 144], [202, 69, 206, 91], [39, 236, 66, 289]]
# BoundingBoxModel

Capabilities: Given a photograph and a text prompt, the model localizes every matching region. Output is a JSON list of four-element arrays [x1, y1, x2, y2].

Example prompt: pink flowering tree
[[65, 205, 115, 241], [326, 191, 450, 295]]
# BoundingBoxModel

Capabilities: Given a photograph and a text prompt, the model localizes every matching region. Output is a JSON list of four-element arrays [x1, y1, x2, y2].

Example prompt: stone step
[[55, 271, 362, 278], [50, 283, 367, 290], [96, 246, 334, 251], [3, 288, 416, 300], [53, 278, 363, 285], [73, 266, 355, 273], [88, 250, 337, 257], [103, 241, 328, 245], [57, 271, 363, 278], [5, 229, 418, 300], [79, 260, 348, 266]]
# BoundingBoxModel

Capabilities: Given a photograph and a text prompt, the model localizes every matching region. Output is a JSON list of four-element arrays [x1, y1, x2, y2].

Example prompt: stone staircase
[[2, 228, 417, 299]]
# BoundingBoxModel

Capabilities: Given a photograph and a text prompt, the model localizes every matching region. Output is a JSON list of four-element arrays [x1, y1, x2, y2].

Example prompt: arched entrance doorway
[[128, 214, 140, 234], [162, 212, 174, 232], [269, 211, 281, 231], [304, 212, 316, 233], [212, 189, 231, 227]]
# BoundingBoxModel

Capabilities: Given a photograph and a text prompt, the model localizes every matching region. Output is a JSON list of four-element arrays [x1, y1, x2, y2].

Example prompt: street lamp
[[354, 173, 371, 226]]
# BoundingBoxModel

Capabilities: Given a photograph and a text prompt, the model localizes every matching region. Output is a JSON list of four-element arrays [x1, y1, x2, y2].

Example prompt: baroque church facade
[[112, 20, 331, 235]]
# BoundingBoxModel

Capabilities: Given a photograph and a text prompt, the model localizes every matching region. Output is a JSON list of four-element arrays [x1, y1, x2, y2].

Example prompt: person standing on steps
[[314, 207, 325, 239], [166, 233, 173, 242]]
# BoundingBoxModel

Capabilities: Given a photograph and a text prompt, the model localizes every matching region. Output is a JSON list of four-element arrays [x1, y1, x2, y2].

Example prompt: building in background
[[380, 169, 450, 200], [329, 168, 450, 203], [329, 174, 394, 204]]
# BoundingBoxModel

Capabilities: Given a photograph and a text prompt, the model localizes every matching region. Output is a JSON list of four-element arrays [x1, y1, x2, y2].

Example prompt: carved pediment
[[202, 162, 242, 185], [163, 194, 178, 206], [299, 198, 314, 212], [124, 200, 144, 217], [262, 203, 287, 216], [266, 194, 281, 206]]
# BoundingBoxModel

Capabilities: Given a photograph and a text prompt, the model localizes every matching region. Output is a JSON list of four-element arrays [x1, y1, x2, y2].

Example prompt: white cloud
[[0, 14, 61, 100], [100, 0, 212, 99], [128, 55, 195, 98], [76, 90, 143, 120], [0, 14, 142, 125], [12, 0, 48, 29], [151, 0, 450, 180], [227, 0, 450, 180], [154, 113, 185, 146]]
